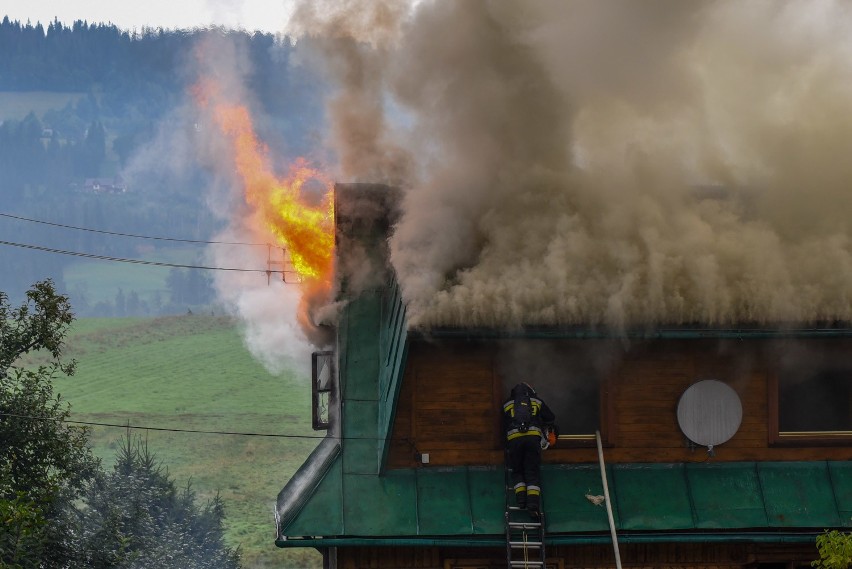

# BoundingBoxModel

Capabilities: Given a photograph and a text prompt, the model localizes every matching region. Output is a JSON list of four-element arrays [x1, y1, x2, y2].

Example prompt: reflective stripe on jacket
[[502, 397, 544, 417], [506, 425, 543, 441], [502, 393, 555, 443]]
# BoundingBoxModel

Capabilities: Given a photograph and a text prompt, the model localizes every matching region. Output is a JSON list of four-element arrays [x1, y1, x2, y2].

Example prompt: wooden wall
[[387, 342, 504, 468], [386, 338, 852, 469], [335, 542, 817, 569]]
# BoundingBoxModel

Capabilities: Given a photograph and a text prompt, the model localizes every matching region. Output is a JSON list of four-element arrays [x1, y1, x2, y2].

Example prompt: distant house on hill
[[83, 177, 126, 194], [275, 184, 852, 569]]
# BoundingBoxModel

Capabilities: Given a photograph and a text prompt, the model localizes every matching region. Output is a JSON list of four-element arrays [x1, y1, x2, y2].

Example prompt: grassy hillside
[[63, 246, 207, 311], [47, 315, 322, 569], [0, 91, 83, 121], [64, 260, 171, 309]]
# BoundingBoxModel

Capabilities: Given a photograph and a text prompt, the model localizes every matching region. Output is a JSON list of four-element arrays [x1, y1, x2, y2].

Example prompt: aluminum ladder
[[505, 505, 547, 569], [504, 462, 547, 569]]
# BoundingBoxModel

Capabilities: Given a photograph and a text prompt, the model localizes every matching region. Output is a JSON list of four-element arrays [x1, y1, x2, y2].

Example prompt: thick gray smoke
[[295, 0, 852, 329]]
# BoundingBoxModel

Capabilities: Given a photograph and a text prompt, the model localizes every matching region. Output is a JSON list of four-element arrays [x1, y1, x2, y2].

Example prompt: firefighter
[[503, 382, 556, 515]]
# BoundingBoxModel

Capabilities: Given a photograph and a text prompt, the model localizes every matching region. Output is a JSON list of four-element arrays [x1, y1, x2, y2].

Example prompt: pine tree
[[78, 434, 242, 569]]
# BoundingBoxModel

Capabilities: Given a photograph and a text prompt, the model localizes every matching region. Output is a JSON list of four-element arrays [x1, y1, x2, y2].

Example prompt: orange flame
[[193, 80, 335, 289]]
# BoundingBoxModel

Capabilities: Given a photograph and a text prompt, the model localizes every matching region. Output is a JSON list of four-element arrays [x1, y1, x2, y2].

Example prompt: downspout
[[276, 347, 343, 535]]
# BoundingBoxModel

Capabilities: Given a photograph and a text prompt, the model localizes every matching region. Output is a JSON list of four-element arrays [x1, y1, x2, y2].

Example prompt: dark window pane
[[498, 340, 616, 436], [779, 370, 852, 432]]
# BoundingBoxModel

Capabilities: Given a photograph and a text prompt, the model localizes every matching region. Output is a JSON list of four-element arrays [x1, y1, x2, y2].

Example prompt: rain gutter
[[408, 327, 852, 340], [275, 531, 823, 549]]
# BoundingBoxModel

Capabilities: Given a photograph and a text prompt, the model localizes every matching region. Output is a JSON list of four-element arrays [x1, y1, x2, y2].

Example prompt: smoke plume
[[192, 33, 315, 372], [296, 0, 852, 329]]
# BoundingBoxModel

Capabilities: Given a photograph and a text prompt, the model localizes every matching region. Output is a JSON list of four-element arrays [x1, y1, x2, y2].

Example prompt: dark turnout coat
[[502, 383, 556, 511]]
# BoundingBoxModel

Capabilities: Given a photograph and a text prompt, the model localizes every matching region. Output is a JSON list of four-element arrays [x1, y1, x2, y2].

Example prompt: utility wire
[[0, 412, 342, 440], [0, 412, 497, 451], [0, 239, 296, 275], [0, 211, 265, 246]]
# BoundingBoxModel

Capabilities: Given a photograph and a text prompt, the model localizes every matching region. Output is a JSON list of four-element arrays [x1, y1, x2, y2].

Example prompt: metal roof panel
[[541, 464, 613, 532], [686, 462, 768, 529], [828, 461, 852, 528], [283, 458, 344, 537], [467, 467, 505, 535], [759, 461, 841, 527], [343, 470, 418, 536], [613, 464, 694, 530], [416, 468, 474, 535]]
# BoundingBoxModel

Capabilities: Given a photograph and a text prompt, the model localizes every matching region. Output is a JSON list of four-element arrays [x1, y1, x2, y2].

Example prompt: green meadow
[[64, 261, 171, 308], [44, 315, 323, 569], [63, 246, 207, 309], [0, 91, 84, 121]]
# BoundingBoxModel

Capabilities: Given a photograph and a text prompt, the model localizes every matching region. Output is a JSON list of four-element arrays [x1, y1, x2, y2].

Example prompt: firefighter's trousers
[[507, 435, 542, 511]]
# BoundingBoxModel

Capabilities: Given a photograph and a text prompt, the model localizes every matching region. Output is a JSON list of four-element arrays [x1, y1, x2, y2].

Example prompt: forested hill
[[0, 17, 189, 94], [0, 17, 321, 134], [0, 17, 325, 308], [0, 17, 321, 180]]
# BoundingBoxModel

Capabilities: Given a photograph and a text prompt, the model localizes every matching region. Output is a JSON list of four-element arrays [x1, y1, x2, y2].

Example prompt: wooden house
[[276, 184, 852, 569]]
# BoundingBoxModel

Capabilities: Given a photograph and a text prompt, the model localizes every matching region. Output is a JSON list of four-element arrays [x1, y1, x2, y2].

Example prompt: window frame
[[494, 369, 613, 451], [311, 350, 334, 431], [768, 372, 852, 446], [496, 364, 614, 449], [553, 375, 614, 448]]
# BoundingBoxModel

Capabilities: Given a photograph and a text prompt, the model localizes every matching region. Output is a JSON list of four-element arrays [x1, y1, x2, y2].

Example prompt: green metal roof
[[277, 460, 852, 547]]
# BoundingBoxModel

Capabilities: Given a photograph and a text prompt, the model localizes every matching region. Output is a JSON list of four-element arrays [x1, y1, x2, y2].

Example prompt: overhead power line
[[0, 411, 325, 438], [0, 239, 296, 275], [0, 412, 499, 452], [0, 412, 388, 442], [0, 211, 266, 246]]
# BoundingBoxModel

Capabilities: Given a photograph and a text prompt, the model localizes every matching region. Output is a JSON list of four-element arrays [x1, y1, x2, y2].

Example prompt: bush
[[814, 530, 852, 569]]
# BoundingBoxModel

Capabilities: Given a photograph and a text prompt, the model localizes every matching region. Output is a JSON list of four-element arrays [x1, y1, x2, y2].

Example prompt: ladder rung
[[506, 467, 546, 569], [508, 521, 541, 529]]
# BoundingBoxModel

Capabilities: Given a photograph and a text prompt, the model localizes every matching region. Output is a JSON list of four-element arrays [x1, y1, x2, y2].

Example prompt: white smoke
[[190, 33, 316, 372], [210, 244, 312, 375], [118, 30, 322, 374]]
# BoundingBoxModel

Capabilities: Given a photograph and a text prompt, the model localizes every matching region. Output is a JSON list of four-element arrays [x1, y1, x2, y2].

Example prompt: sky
[[2, 0, 296, 34]]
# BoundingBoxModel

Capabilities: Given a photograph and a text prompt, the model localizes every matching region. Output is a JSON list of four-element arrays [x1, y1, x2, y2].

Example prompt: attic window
[[769, 348, 852, 445], [312, 351, 334, 430]]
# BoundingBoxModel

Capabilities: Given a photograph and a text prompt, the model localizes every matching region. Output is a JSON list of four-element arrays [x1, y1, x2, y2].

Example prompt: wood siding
[[387, 339, 852, 469]]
